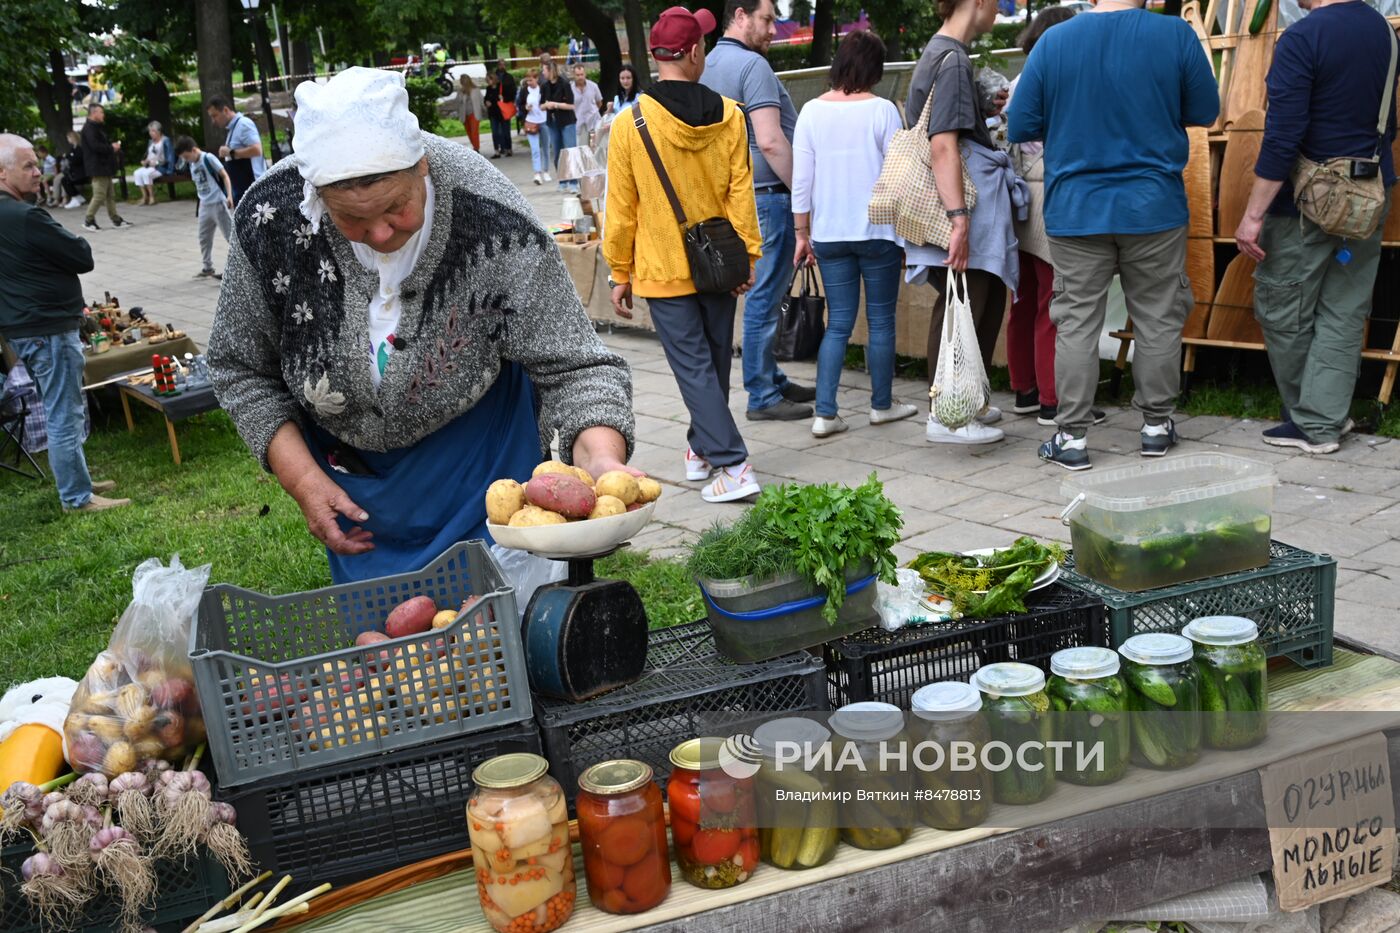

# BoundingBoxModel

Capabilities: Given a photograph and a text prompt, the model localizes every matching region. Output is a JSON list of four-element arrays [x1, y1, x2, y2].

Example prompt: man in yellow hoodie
[[605, 6, 764, 504]]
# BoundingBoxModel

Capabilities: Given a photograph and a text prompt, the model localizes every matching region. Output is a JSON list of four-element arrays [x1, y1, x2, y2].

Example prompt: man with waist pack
[[1235, 0, 1398, 455]]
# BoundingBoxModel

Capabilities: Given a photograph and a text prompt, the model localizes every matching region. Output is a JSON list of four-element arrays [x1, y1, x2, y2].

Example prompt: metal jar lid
[[970, 662, 1046, 698], [1183, 616, 1259, 647], [1119, 633, 1194, 666], [829, 702, 905, 742], [752, 717, 831, 758], [911, 681, 983, 719], [473, 752, 549, 789], [669, 737, 724, 772], [578, 759, 653, 796], [1050, 646, 1121, 680]]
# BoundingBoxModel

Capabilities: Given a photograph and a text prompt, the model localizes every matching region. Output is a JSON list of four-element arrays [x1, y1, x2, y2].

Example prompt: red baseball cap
[[649, 6, 717, 60]]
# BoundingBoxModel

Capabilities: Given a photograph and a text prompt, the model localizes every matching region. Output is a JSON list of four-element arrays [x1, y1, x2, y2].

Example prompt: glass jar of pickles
[[1183, 616, 1268, 749], [910, 682, 991, 830], [829, 702, 912, 850], [576, 759, 671, 914], [466, 753, 575, 933], [667, 738, 759, 889], [1119, 633, 1202, 770], [1047, 647, 1131, 786], [971, 662, 1055, 806], [752, 717, 840, 870]]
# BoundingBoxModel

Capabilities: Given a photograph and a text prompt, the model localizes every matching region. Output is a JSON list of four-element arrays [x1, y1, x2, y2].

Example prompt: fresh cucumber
[[1249, 0, 1271, 34]]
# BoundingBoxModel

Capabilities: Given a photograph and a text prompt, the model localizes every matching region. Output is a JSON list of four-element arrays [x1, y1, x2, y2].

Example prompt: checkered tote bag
[[868, 51, 978, 249]]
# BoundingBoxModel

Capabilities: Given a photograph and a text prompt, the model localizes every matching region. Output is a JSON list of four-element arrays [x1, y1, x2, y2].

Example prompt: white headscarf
[[292, 67, 425, 232]]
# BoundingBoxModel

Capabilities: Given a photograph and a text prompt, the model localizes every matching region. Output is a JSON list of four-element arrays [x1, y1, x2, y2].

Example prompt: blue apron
[[304, 363, 543, 583]]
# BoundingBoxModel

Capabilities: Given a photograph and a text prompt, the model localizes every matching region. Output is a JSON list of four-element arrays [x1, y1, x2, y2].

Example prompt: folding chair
[[0, 386, 46, 479]]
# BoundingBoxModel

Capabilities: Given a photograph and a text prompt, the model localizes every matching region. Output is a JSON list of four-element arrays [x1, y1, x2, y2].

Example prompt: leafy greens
[[909, 536, 1065, 619]]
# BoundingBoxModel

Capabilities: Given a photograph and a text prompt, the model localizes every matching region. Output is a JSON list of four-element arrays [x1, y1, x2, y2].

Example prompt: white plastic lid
[[970, 662, 1046, 698], [1119, 633, 1194, 666], [911, 682, 983, 719], [1060, 453, 1276, 513], [829, 702, 905, 741], [1050, 646, 1120, 680], [1183, 616, 1260, 647], [752, 717, 831, 757]]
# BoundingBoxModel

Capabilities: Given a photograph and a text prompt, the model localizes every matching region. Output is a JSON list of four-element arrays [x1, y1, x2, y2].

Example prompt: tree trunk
[[278, 18, 293, 91], [35, 49, 71, 154], [622, 0, 651, 84], [562, 0, 623, 98], [290, 39, 315, 85], [253, 14, 282, 86], [810, 0, 835, 66], [143, 74, 174, 140], [195, 0, 234, 149]]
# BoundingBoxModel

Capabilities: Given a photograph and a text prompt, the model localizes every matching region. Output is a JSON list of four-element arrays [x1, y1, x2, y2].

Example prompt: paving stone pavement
[[51, 138, 1400, 659]]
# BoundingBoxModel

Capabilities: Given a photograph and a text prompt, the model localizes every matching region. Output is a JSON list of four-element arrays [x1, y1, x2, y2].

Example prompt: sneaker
[[780, 382, 817, 403], [925, 416, 1005, 445], [1037, 406, 1107, 427], [543, 172, 552, 182], [82, 221, 99, 231], [65, 196, 84, 209], [1342, 417, 1355, 436], [505, 151, 514, 157], [1141, 419, 1179, 457], [1011, 390, 1040, 415], [64, 493, 131, 513], [701, 464, 761, 503], [684, 447, 713, 481], [492, 152, 503, 159], [91, 480, 117, 494], [746, 399, 813, 421], [1262, 421, 1340, 455], [196, 268, 217, 278], [1039, 432, 1092, 471], [869, 401, 918, 425], [812, 414, 848, 437], [977, 406, 1003, 425], [111, 218, 132, 229]]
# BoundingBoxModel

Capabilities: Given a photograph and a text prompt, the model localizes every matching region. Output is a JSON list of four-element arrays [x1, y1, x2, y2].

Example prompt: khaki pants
[[84, 176, 123, 225], [1253, 199, 1387, 443], [1048, 226, 1191, 435]]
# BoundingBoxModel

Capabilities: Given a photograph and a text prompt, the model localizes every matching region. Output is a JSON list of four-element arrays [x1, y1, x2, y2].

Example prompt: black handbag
[[632, 102, 751, 295], [775, 265, 826, 362]]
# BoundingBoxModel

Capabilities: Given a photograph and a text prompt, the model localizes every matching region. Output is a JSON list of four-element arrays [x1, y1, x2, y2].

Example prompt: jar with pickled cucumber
[[970, 662, 1055, 806], [466, 753, 575, 933], [576, 759, 671, 914], [910, 682, 991, 830], [1047, 647, 1131, 786], [667, 738, 760, 889], [1118, 633, 1202, 770], [750, 717, 840, 870], [1183, 616, 1268, 749], [829, 702, 912, 850]]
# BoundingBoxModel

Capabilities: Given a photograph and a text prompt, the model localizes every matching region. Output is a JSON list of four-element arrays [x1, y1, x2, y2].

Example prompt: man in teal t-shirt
[[1008, 0, 1217, 471]]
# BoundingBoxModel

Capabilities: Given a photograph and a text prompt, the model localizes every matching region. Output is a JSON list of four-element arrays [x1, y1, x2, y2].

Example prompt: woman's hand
[[793, 233, 815, 269], [946, 215, 970, 272], [287, 467, 376, 555], [573, 426, 644, 479]]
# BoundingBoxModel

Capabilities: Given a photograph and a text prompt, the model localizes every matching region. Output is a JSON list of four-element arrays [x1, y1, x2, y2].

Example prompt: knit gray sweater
[[209, 134, 633, 468]]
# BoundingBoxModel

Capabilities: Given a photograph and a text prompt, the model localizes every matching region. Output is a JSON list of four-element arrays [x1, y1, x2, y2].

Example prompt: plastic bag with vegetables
[[63, 557, 211, 777]]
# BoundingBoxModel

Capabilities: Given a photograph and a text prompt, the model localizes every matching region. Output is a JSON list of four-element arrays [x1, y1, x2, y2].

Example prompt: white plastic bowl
[[487, 500, 656, 559]]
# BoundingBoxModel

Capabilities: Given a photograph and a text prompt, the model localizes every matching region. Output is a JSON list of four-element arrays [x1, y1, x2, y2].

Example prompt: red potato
[[524, 473, 597, 519], [355, 630, 390, 647], [626, 502, 645, 512], [385, 596, 437, 639], [150, 677, 194, 712]]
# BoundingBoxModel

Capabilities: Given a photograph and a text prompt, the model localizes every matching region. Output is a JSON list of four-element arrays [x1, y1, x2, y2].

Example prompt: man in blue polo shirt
[[206, 96, 266, 206], [1008, 0, 1217, 471], [1235, 0, 1396, 455], [701, 0, 815, 424]]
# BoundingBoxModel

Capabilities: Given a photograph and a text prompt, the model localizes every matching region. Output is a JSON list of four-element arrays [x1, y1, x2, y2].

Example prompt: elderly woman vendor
[[209, 68, 635, 583]]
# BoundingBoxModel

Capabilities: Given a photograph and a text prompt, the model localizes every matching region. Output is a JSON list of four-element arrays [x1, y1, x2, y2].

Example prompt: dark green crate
[[1059, 540, 1335, 669]]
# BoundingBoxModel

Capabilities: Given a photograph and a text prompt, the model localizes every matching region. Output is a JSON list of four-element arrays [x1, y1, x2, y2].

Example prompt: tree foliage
[[0, 0, 82, 136]]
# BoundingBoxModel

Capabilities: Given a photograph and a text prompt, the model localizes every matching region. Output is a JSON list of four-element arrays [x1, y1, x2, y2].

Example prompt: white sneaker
[[812, 415, 848, 437], [64, 197, 83, 209], [684, 447, 713, 481], [702, 464, 761, 503], [543, 172, 552, 182], [977, 406, 1003, 425], [869, 401, 918, 425], [533, 173, 542, 185], [925, 415, 1005, 445]]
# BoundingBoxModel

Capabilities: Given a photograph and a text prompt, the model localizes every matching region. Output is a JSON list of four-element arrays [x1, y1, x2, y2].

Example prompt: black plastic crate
[[0, 841, 228, 933], [535, 621, 827, 803], [218, 720, 539, 889], [824, 584, 1109, 708]]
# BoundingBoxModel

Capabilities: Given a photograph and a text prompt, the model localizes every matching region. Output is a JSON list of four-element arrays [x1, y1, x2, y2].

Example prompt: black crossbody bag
[[632, 101, 750, 295]]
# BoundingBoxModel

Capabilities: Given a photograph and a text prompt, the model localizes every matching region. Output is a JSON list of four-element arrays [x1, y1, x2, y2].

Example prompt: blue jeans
[[811, 239, 904, 418], [742, 191, 796, 411], [527, 130, 546, 172], [12, 331, 92, 508], [546, 122, 576, 171], [489, 115, 512, 154]]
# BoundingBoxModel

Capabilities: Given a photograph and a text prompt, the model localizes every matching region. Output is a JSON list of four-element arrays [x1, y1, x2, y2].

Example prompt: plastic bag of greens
[[929, 269, 991, 429], [63, 556, 211, 776]]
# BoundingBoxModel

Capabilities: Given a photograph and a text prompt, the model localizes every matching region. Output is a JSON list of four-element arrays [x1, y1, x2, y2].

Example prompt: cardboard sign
[[1260, 732, 1395, 911]]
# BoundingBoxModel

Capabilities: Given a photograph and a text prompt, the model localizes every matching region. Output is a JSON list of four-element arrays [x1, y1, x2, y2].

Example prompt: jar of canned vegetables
[[576, 759, 671, 914], [1047, 646, 1131, 786], [1183, 616, 1268, 749], [1118, 632, 1202, 770], [752, 717, 840, 870], [667, 738, 759, 889], [466, 753, 575, 933], [829, 702, 912, 850], [970, 662, 1055, 805], [909, 681, 992, 830]]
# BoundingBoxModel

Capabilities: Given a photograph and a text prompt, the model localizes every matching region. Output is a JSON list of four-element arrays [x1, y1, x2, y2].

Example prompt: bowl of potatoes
[[485, 460, 662, 559]]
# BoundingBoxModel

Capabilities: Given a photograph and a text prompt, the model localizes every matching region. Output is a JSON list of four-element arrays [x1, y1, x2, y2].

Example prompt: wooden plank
[[1217, 109, 1265, 237], [1205, 252, 1262, 343], [1385, 132, 1400, 243], [1186, 127, 1215, 340], [1222, 0, 1279, 128]]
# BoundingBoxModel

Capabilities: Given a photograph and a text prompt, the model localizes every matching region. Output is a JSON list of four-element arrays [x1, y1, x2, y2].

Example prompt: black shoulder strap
[[633, 99, 688, 227]]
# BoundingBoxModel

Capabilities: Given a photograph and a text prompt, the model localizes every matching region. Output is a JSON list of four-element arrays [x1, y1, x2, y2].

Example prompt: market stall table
[[83, 335, 200, 389], [117, 379, 220, 464], [276, 647, 1400, 933]]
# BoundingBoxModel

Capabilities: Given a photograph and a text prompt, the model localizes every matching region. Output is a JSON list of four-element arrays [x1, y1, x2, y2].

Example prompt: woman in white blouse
[[522, 70, 551, 185], [792, 30, 914, 437]]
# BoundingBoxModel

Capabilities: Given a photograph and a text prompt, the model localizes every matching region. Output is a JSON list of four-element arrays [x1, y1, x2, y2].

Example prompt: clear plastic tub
[[1061, 454, 1276, 593], [699, 562, 877, 663]]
